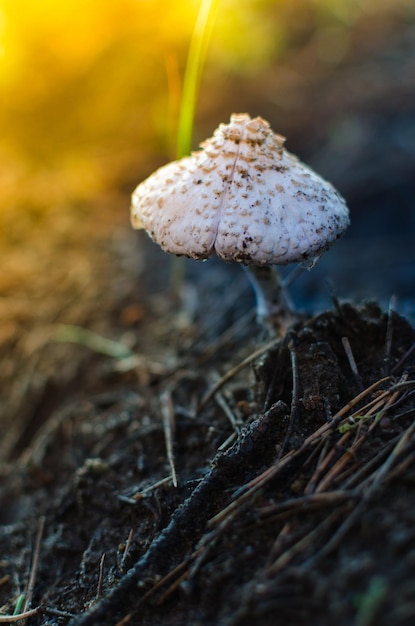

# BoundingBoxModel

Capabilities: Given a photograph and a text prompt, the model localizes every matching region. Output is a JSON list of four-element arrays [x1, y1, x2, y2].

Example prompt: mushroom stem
[[243, 265, 297, 334]]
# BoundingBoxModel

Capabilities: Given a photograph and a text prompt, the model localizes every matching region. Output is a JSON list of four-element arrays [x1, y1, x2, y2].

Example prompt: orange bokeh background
[[1, 0, 412, 217]]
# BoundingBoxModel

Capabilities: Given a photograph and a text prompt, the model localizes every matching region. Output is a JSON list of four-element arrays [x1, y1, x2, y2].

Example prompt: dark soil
[[1, 274, 415, 625]]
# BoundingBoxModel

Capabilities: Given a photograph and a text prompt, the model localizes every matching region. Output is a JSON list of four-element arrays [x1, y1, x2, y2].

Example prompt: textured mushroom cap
[[131, 113, 349, 266]]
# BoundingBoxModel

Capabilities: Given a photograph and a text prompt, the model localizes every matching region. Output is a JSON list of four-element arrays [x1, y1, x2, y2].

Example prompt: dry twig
[[96, 554, 106, 599], [0, 607, 42, 622], [160, 388, 178, 488], [198, 338, 280, 412], [23, 515, 45, 612]]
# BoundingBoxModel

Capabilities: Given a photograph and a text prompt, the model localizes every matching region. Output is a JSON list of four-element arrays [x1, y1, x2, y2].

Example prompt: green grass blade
[[176, 0, 219, 158], [54, 324, 134, 359]]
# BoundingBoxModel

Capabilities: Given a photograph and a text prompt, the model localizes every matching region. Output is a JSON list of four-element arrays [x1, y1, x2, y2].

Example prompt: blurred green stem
[[176, 0, 218, 158], [171, 0, 218, 298], [54, 324, 133, 359]]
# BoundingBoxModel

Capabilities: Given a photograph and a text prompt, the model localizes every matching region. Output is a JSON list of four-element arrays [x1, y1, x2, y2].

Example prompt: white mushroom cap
[[131, 113, 349, 266]]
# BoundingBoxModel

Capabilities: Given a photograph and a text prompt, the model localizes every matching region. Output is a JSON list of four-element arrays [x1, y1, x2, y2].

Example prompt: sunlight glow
[[0, 0, 411, 214]]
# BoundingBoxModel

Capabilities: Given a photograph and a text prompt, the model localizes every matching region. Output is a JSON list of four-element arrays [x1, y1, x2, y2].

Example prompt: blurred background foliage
[[0, 0, 413, 216]]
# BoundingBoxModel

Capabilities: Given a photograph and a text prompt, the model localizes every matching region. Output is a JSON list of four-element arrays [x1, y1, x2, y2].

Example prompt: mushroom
[[131, 113, 349, 332]]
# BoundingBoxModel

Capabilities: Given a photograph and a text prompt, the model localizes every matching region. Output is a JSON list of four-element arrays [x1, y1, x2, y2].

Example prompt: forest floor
[[0, 203, 415, 626]]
